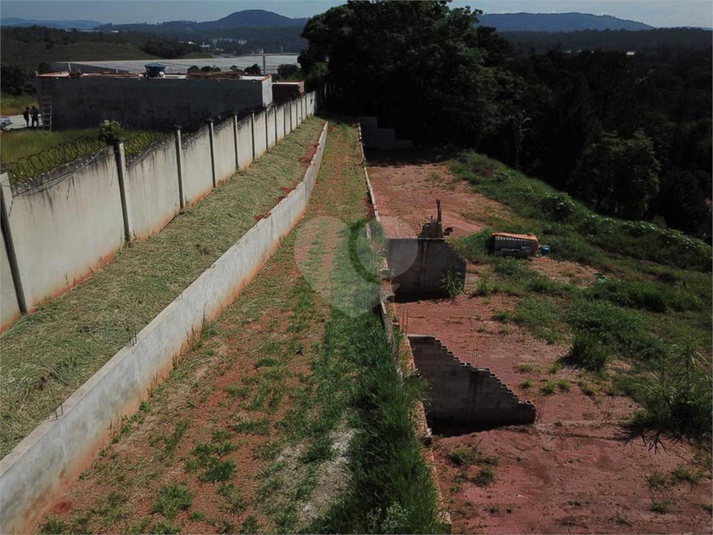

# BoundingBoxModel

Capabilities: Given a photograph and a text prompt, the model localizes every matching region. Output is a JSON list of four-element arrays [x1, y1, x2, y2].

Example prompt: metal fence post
[[175, 127, 185, 209], [208, 120, 217, 188], [113, 141, 132, 241], [0, 180, 27, 314]]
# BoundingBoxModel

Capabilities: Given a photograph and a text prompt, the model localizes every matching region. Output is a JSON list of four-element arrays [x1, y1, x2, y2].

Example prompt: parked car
[[0, 117, 12, 130]]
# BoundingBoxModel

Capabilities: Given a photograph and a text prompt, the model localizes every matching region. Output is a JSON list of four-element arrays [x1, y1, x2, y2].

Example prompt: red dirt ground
[[368, 152, 713, 534]]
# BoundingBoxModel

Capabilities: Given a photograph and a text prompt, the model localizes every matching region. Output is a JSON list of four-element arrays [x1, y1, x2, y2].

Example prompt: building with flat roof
[[36, 68, 274, 130]]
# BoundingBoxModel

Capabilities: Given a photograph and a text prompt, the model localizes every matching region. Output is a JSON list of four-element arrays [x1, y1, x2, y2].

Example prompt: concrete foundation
[[409, 335, 536, 426], [387, 238, 466, 295]]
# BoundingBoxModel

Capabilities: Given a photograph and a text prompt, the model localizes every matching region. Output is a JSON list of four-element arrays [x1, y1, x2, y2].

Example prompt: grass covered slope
[[0, 117, 324, 457], [35, 119, 441, 535], [449, 152, 712, 441]]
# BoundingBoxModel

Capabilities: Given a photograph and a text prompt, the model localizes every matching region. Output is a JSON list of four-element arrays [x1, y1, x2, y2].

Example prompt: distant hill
[[0, 18, 103, 30], [478, 12, 653, 32], [206, 10, 308, 29], [96, 9, 308, 32]]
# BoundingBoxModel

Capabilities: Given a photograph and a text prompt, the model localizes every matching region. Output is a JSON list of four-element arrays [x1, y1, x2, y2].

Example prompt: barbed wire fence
[[2, 100, 295, 195]]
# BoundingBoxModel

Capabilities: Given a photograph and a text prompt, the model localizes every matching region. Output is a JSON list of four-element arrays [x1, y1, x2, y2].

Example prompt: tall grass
[[310, 315, 442, 534], [0, 93, 38, 116], [450, 151, 711, 271], [310, 218, 442, 533], [449, 150, 712, 442], [0, 118, 325, 457]]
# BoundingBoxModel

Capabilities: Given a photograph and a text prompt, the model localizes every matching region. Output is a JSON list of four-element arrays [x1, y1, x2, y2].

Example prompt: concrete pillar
[[208, 120, 216, 188], [232, 114, 239, 170], [174, 128, 185, 210], [274, 106, 278, 144], [0, 178, 27, 314], [250, 112, 256, 161], [289, 101, 293, 133], [283, 103, 287, 138], [264, 108, 269, 152], [113, 142, 132, 242]]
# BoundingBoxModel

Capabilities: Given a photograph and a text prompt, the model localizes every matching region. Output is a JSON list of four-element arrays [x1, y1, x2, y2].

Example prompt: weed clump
[[152, 484, 194, 520], [568, 331, 609, 372]]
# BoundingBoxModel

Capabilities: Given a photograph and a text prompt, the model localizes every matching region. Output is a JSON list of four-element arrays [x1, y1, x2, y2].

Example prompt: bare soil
[[368, 152, 713, 534]]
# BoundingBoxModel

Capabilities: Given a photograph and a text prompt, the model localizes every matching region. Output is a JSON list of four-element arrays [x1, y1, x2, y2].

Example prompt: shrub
[[98, 119, 122, 144], [152, 484, 194, 520], [472, 466, 495, 487], [568, 331, 609, 372], [587, 279, 668, 313], [441, 268, 465, 298], [540, 193, 578, 221]]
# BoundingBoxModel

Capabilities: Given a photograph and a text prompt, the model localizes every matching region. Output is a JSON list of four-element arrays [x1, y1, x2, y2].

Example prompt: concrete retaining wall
[[388, 238, 466, 295], [409, 335, 536, 426], [0, 121, 328, 535], [5, 152, 125, 309], [253, 111, 267, 158], [276, 105, 286, 142], [236, 117, 254, 170], [1, 92, 317, 332], [266, 108, 277, 149], [180, 126, 215, 206], [125, 137, 180, 240], [0, 238, 20, 330], [213, 120, 237, 184]]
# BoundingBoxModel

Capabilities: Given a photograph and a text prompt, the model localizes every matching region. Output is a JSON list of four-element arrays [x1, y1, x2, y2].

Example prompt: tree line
[[299, 1, 712, 241]]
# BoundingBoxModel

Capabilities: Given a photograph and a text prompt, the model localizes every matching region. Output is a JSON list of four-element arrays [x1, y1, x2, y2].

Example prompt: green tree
[[574, 130, 661, 219], [298, 0, 505, 146], [276, 63, 301, 80], [244, 63, 261, 75]]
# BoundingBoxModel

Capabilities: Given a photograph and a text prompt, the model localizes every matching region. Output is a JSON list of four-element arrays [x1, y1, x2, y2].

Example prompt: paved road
[[4, 114, 44, 130]]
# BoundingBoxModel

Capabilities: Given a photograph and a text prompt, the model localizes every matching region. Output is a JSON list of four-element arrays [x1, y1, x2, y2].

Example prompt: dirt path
[[368, 152, 712, 534], [36, 121, 370, 535]]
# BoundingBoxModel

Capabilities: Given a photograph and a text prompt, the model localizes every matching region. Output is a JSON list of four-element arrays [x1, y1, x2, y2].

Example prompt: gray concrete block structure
[[409, 335, 536, 426], [358, 116, 413, 150], [387, 238, 466, 295], [36, 72, 273, 131]]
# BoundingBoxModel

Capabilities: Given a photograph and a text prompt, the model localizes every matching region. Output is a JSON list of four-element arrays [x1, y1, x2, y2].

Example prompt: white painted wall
[[0, 122, 329, 535], [1, 237, 20, 330], [212, 120, 236, 184], [237, 117, 253, 170], [276, 103, 286, 142], [253, 110, 267, 158], [181, 126, 214, 206], [7, 152, 125, 310], [0, 91, 318, 332], [125, 138, 180, 240]]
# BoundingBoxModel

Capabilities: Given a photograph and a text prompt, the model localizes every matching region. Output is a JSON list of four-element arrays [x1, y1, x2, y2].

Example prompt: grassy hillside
[[1, 39, 156, 68], [449, 151, 711, 442]]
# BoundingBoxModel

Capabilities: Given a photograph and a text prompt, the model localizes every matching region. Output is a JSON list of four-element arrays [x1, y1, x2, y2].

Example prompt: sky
[[1, 0, 711, 28]]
